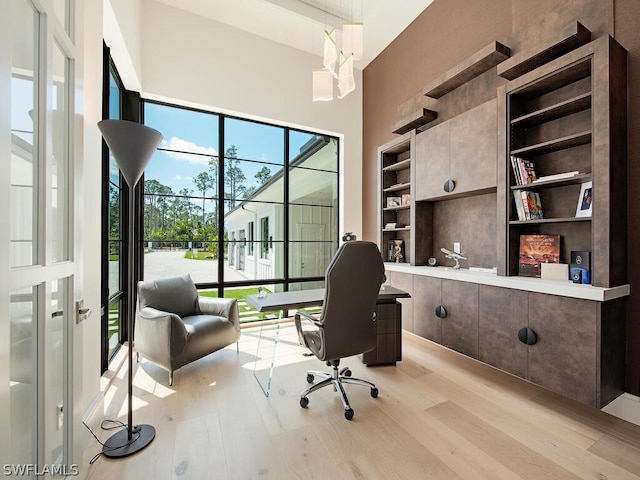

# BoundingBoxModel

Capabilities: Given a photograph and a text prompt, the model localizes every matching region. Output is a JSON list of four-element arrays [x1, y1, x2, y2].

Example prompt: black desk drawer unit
[[361, 302, 402, 366]]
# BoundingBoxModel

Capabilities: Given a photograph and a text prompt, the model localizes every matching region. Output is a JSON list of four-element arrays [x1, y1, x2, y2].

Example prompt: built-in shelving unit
[[499, 35, 627, 288], [379, 133, 413, 264]]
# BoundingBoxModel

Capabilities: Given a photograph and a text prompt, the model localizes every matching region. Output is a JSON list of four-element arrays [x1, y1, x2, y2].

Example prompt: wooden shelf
[[383, 205, 410, 212], [383, 227, 411, 232], [498, 22, 591, 80], [511, 130, 591, 157], [392, 107, 438, 135], [384, 182, 411, 193], [511, 92, 591, 128], [509, 216, 591, 226], [511, 173, 591, 190], [383, 159, 411, 172], [421, 41, 511, 98]]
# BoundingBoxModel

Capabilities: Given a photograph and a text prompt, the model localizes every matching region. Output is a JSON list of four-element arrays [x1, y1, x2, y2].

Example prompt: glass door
[[2, 0, 80, 476]]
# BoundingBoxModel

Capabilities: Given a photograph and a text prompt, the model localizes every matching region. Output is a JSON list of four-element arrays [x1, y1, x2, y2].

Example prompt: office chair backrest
[[319, 241, 385, 361]]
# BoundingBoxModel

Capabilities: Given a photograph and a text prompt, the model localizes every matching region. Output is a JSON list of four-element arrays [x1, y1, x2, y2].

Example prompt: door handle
[[76, 299, 92, 324]]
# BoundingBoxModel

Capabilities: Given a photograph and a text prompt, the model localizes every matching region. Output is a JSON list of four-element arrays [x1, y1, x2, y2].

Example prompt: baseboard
[[81, 392, 105, 443], [601, 392, 640, 427]]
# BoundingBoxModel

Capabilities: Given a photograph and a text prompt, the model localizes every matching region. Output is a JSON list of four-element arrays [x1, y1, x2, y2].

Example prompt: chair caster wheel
[[371, 387, 379, 398], [300, 397, 309, 408], [306, 374, 315, 383], [345, 408, 354, 421], [343, 369, 352, 377]]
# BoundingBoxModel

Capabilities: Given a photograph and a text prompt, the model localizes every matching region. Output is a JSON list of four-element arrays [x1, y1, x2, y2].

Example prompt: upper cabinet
[[415, 99, 498, 201], [497, 36, 627, 288]]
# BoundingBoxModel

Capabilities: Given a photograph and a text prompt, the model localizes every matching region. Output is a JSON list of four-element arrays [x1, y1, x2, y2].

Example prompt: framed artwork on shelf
[[386, 196, 401, 208], [575, 181, 593, 218]]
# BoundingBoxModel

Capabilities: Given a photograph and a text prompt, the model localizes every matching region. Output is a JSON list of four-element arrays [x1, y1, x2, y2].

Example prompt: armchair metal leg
[[169, 371, 173, 386]]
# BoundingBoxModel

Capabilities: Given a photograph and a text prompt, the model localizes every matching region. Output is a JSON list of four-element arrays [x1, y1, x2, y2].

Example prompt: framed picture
[[401, 193, 411, 206], [575, 181, 593, 218], [386, 196, 401, 208]]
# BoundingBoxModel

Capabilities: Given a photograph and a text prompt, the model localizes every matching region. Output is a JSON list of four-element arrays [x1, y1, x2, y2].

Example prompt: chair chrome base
[[299, 360, 378, 420]]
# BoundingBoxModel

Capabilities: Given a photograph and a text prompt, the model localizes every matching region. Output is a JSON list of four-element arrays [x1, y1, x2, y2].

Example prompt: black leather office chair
[[295, 241, 385, 420]]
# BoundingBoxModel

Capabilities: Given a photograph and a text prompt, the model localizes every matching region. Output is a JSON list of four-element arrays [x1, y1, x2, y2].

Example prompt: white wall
[[119, 0, 363, 238]]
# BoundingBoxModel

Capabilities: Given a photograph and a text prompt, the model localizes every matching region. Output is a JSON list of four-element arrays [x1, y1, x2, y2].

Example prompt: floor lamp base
[[102, 424, 156, 458]]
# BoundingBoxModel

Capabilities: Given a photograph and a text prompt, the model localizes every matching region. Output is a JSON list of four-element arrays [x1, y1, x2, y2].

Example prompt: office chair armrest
[[294, 311, 322, 348]]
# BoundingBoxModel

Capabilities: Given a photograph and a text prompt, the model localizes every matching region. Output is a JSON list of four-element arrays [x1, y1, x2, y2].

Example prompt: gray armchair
[[135, 274, 240, 385], [295, 241, 385, 420]]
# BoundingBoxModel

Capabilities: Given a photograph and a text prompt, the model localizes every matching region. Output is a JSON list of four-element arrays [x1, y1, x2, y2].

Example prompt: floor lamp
[[98, 119, 163, 458]]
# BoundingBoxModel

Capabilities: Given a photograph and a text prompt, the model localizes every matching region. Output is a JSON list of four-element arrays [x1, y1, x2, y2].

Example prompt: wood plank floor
[[81, 323, 640, 479]]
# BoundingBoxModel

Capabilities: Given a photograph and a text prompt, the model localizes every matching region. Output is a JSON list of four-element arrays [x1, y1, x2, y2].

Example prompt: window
[[136, 101, 339, 322], [260, 216, 269, 259], [248, 221, 254, 255]]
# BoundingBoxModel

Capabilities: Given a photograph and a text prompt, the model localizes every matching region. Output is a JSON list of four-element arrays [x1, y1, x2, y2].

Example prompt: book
[[532, 171, 580, 183], [514, 191, 543, 220], [513, 190, 525, 221], [511, 156, 537, 185], [519, 234, 560, 277]]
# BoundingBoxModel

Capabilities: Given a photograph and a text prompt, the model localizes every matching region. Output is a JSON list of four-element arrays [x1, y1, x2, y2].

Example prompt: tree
[[193, 171, 215, 226], [224, 145, 247, 210], [255, 166, 272, 185]]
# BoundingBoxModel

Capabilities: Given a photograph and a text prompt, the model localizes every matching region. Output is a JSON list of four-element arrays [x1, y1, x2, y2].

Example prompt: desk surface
[[246, 285, 410, 313]]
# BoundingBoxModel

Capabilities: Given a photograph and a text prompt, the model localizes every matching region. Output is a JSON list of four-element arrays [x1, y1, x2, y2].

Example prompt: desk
[[247, 286, 410, 397]]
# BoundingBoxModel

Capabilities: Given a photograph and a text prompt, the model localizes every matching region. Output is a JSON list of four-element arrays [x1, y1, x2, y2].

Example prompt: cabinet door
[[478, 285, 528, 378], [385, 270, 414, 333], [527, 293, 597, 406], [413, 276, 442, 343], [441, 280, 479, 358], [415, 121, 449, 201], [449, 99, 497, 195]]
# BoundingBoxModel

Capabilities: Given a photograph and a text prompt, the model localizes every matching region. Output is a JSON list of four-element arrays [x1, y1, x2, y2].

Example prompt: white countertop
[[384, 263, 630, 302]]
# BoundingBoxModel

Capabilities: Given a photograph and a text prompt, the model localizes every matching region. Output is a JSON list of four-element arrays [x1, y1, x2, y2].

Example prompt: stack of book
[[513, 190, 543, 221], [511, 155, 537, 185]]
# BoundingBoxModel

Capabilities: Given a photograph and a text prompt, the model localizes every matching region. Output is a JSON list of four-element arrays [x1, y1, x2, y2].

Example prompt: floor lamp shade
[[97, 119, 163, 458], [97, 120, 162, 187]]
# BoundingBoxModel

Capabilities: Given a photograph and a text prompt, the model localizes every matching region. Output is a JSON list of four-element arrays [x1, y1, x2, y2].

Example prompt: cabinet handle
[[518, 327, 537, 345], [443, 179, 455, 193], [435, 305, 447, 318]]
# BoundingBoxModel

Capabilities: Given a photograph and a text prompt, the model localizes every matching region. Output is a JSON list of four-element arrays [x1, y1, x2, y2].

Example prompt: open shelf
[[384, 182, 411, 193], [511, 92, 591, 128], [509, 216, 591, 226], [511, 173, 591, 190], [511, 130, 592, 157], [383, 159, 411, 172], [422, 41, 511, 98], [498, 21, 591, 80], [383, 205, 410, 212]]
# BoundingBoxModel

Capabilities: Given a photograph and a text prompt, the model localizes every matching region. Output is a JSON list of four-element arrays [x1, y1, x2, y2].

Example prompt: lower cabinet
[[393, 275, 626, 409], [413, 276, 479, 359]]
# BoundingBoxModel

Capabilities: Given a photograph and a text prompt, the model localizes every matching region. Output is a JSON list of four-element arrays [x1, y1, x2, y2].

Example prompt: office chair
[[295, 241, 385, 420]]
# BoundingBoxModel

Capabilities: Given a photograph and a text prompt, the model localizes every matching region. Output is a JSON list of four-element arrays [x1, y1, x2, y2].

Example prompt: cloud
[[160, 137, 218, 165]]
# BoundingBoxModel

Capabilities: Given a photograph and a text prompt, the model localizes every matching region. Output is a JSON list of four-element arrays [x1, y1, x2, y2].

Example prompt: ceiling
[[153, 0, 435, 68]]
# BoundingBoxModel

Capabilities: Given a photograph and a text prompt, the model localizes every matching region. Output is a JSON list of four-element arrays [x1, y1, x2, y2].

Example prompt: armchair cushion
[[138, 274, 199, 318]]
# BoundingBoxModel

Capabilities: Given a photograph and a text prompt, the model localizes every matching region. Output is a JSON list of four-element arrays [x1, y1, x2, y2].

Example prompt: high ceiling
[[153, 0, 435, 68]]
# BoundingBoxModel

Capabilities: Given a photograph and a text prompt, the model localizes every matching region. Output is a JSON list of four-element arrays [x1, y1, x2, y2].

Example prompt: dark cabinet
[[413, 276, 479, 359], [478, 285, 529, 378], [385, 270, 414, 332], [415, 99, 497, 201]]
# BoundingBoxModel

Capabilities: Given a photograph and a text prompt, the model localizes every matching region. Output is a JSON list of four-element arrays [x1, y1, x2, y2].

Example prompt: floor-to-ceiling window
[[100, 49, 126, 371], [142, 101, 339, 322]]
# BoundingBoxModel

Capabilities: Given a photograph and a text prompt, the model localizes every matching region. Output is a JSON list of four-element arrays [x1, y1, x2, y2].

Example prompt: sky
[[140, 102, 314, 198]]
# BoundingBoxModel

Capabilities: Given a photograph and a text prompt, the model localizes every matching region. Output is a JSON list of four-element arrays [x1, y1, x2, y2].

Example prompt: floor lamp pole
[[98, 120, 162, 458]]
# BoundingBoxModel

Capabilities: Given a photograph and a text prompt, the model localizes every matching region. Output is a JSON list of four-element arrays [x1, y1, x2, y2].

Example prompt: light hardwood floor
[[82, 323, 640, 479]]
